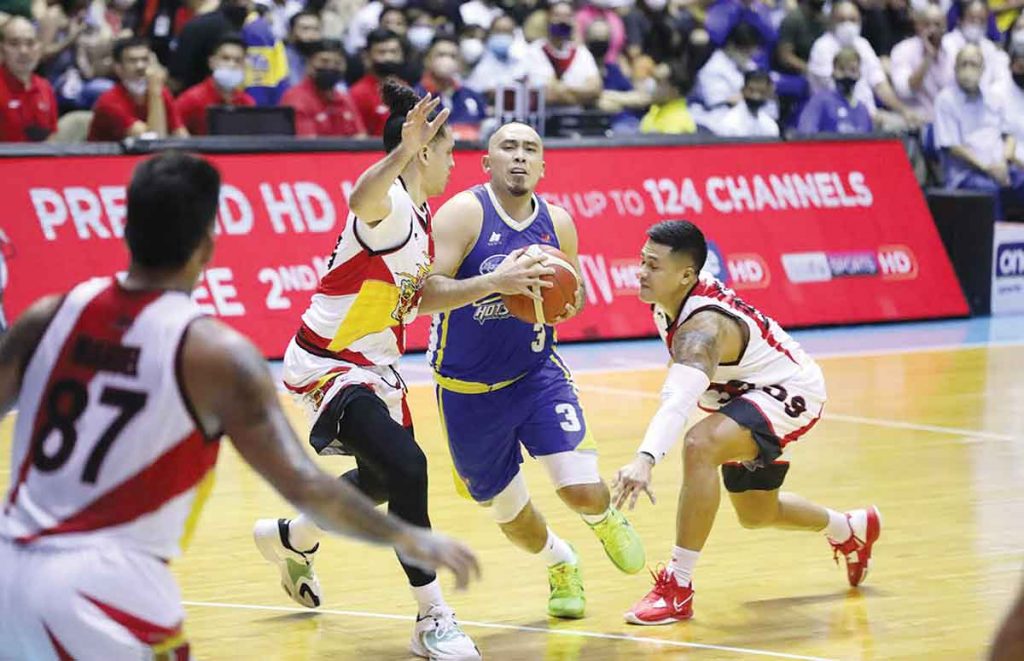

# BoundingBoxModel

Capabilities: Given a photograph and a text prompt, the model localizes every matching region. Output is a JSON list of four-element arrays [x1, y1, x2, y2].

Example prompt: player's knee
[[491, 473, 531, 524], [683, 430, 719, 466], [389, 445, 428, 488], [735, 506, 777, 529]]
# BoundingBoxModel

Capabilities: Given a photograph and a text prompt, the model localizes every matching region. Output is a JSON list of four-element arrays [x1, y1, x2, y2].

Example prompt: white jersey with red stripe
[[654, 273, 824, 412], [0, 276, 220, 560], [292, 179, 432, 371]]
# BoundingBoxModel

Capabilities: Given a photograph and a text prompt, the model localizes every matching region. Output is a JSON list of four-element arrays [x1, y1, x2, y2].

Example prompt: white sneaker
[[409, 604, 481, 660], [253, 518, 322, 608]]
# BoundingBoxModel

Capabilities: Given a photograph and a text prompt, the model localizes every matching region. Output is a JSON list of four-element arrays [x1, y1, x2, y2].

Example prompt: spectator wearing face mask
[[715, 69, 779, 136], [89, 36, 187, 140], [414, 34, 485, 138], [458, 24, 486, 70], [694, 21, 762, 120], [465, 14, 527, 96], [941, 0, 1010, 96], [945, 0, 1001, 42], [998, 45, 1024, 172], [0, 17, 58, 142], [281, 38, 366, 137], [808, 0, 921, 128], [576, 0, 628, 66], [798, 47, 873, 133], [522, 0, 602, 107], [175, 34, 255, 135], [775, 0, 828, 75], [890, 5, 952, 122], [935, 44, 1024, 217], [285, 10, 322, 86], [349, 27, 406, 135], [406, 16, 435, 56]]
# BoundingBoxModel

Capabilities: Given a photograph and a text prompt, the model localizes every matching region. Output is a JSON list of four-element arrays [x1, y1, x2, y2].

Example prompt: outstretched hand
[[611, 455, 657, 511], [401, 95, 450, 154]]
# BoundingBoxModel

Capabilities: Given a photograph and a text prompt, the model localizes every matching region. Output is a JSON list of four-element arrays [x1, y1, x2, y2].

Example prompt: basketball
[[501, 245, 579, 324]]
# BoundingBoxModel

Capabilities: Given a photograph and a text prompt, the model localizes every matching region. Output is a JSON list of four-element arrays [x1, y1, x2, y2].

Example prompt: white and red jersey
[[655, 273, 823, 410], [0, 277, 220, 560], [291, 179, 433, 372]]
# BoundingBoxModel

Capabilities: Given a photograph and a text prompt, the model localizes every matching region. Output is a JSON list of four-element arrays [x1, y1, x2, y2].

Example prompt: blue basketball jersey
[[428, 184, 561, 389]]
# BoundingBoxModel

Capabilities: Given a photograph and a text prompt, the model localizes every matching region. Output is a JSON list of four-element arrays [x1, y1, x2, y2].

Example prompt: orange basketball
[[502, 245, 579, 324]]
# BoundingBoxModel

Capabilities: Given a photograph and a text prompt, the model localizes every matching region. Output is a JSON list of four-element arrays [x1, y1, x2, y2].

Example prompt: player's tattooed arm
[[670, 312, 724, 378], [0, 295, 62, 417]]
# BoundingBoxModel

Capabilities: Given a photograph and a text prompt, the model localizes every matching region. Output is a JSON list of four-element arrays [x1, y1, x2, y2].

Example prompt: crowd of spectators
[[3, 0, 1024, 204]]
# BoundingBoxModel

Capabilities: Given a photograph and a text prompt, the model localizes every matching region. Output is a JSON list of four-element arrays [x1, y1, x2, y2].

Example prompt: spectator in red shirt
[[175, 33, 254, 135], [88, 36, 188, 141], [0, 17, 58, 142], [281, 38, 366, 138], [348, 28, 406, 136]]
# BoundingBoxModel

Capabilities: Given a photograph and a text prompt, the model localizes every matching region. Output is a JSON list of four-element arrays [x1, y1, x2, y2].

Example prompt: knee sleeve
[[538, 451, 600, 490], [489, 472, 531, 524]]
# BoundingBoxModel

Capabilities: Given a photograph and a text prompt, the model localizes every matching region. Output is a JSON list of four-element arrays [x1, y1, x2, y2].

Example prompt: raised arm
[[417, 191, 553, 316], [181, 317, 480, 587]]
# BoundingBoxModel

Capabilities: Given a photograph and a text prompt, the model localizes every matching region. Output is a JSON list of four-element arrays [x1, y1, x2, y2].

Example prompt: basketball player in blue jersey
[[421, 122, 645, 619]]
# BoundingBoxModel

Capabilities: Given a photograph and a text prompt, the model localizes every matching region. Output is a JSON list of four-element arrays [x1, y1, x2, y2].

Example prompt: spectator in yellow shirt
[[640, 61, 697, 134]]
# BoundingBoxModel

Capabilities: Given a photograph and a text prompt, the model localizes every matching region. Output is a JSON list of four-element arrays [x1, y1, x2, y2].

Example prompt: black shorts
[[718, 397, 790, 493]]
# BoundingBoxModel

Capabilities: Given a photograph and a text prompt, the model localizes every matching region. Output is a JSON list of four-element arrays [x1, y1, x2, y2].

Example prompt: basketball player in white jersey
[[253, 87, 550, 660], [0, 152, 480, 659], [613, 220, 881, 625]]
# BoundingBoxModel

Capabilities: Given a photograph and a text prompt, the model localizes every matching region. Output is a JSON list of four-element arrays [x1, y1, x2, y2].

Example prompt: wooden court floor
[[3, 343, 1023, 660]]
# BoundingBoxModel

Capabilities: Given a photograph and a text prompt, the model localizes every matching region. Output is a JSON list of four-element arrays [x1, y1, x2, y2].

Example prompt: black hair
[[427, 33, 458, 54], [212, 32, 245, 55], [381, 79, 448, 153], [125, 152, 221, 269], [379, 6, 407, 25], [366, 27, 401, 50], [309, 37, 344, 56], [743, 69, 771, 86], [726, 21, 762, 48], [646, 220, 707, 270], [113, 36, 150, 63], [288, 9, 321, 33]]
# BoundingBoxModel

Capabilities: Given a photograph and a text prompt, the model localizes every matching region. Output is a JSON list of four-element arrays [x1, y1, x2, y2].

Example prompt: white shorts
[[282, 338, 410, 434], [0, 540, 188, 659]]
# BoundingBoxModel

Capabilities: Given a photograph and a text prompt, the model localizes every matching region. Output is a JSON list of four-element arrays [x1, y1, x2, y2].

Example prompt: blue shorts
[[436, 354, 595, 502]]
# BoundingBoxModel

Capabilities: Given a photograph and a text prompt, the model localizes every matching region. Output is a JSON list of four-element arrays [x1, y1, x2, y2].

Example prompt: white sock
[[824, 509, 851, 541], [540, 528, 576, 566], [669, 545, 699, 587], [286, 515, 323, 554], [581, 508, 610, 525], [411, 578, 446, 618]]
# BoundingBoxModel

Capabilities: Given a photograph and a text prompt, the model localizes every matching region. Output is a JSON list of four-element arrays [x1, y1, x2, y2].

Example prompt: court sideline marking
[[578, 384, 1018, 443], [181, 600, 837, 661]]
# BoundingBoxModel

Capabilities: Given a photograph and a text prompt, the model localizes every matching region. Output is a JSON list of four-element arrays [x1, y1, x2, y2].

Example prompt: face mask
[[123, 77, 148, 96], [835, 75, 857, 96], [961, 24, 984, 43], [487, 33, 514, 59], [744, 97, 766, 113], [834, 21, 860, 46], [222, 3, 249, 27], [549, 22, 573, 40], [408, 25, 435, 51], [295, 40, 320, 58], [313, 67, 343, 91], [213, 66, 244, 90], [587, 39, 610, 60], [460, 38, 484, 65], [645, 0, 667, 10], [958, 70, 981, 91], [374, 59, 403, 77]]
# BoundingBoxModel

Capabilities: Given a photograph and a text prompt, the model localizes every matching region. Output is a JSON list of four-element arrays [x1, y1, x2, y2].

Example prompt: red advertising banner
[[0, 139, 967, 357]]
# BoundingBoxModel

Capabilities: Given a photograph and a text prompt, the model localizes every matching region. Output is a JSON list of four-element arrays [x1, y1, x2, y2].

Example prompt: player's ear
[[482, 154, 491, 173], [539, 158, 545, 180]]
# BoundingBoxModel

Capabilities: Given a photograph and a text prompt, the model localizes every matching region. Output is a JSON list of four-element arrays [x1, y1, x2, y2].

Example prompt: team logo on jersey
[[479, 253, 508, 275], [488, 231, 503, 245], [393, 261, 432, 322], [472, 294, 512, 324]]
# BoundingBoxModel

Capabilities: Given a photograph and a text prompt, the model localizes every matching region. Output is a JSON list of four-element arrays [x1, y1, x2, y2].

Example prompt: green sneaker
[[587, 508, 646, 575], [547, 550, 585, 619]]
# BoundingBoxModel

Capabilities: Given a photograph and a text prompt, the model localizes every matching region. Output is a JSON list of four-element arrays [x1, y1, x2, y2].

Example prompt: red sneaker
[[829, 506, 882, 587], [624, 566, 694, 625]]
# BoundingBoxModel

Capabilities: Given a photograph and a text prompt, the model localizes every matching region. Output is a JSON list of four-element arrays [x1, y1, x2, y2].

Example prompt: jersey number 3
[[32, 379, 148, 484]]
